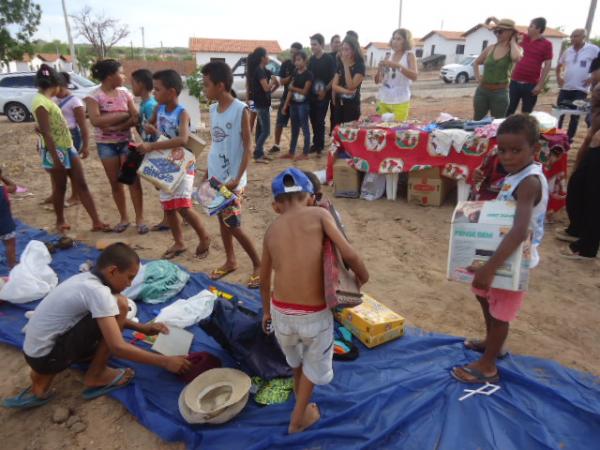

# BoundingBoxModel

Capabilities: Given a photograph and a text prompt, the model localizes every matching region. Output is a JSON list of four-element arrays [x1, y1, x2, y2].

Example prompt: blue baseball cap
[[271, 167, 314, 198]]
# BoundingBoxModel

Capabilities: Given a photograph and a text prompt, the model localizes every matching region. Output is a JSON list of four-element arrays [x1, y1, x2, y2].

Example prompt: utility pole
[[141, 27, 146, 60], [586, 0, 597, 38], [130, 41, 134, 59], [61, 0, 78, 72], [398, 0, 403, 28]]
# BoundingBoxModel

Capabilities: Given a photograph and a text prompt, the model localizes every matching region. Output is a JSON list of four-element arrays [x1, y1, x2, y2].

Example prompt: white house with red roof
[[421, 30, 467, 64], [364, 39, 424, 68], [189, 37, 281, 67]]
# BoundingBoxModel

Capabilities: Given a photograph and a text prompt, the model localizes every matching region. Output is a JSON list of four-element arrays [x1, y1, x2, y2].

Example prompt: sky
[[34, 0, 600, 49]]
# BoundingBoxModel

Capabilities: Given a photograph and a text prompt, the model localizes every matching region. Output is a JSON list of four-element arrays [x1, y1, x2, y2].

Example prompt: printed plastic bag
[[0, 240, 58, 304], [154, 290, 217, 328], [360, 173, 386, 201]]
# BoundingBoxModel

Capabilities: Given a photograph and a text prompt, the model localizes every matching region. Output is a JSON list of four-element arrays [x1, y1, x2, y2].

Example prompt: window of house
[[481, 40, 488, 52], [210, 57, 226, 63], [431, 45, 436, 55], [415, 48, 423, 58], [456, 45, 465, 55]]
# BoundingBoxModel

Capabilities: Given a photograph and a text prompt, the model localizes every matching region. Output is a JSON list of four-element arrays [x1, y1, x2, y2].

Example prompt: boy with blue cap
[[260, 167, 369, 434]]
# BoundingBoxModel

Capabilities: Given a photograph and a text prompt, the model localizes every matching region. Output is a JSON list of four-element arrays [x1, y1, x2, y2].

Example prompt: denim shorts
[[97, 142, 129, 160], [70, 127, 82, 152]]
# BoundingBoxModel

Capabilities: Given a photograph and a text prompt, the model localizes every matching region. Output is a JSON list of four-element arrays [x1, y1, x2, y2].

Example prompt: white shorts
[[271, 304, 334, 385]]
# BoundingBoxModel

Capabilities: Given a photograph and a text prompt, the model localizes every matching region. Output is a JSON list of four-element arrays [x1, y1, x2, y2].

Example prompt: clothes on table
[[431, 129, 471, 156]]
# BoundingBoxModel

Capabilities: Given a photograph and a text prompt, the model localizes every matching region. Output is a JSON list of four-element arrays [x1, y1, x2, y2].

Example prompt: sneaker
[[555, 229, 579, 243], [269, 145, 281, 154], [254, 157, 270, 164]]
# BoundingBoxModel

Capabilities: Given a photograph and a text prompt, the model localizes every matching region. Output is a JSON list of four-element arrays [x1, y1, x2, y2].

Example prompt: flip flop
[[110, 223, 130, 234], [247, 274, 260, 289], [464, 339, 508, 359], [451, 366, 500, 384], [137, 224, 150, 235], [91, 223, 112, 232], [163, 248, 187, 260], [210, 267, 237, 280], [150, 224, 170, 232], [2, 386, 52, 410], [82, 368, 134, 400]]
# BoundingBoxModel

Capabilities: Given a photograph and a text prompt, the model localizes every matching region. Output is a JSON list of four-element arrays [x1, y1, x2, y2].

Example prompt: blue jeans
[[290, 102, 311, 155], [507, 80, 538, 115], [254, 107, 270, 159]]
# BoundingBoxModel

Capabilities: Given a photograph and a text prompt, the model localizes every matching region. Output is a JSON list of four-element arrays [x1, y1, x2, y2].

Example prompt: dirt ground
[[0, 90, 598, 449]]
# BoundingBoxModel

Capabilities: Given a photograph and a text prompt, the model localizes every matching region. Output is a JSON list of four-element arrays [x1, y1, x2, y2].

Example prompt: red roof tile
[[189, 38, 281, 54], [421, 30, 465, 41]]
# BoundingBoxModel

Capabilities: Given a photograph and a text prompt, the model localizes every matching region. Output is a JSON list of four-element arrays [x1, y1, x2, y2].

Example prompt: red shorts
[[472, 287, 526, 322]]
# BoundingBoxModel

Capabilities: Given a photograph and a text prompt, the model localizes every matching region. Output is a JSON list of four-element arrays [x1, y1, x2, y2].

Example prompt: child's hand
[[144, 123, 158, 136], [142, 322, 169, 336], [138, 143, 153, 154], [471, 265, 495, 291], [262, 313, 272, 334], [225, 179, 239, 191], [80, 146, 90, 159], [51, 153, 65, 170], [164, 356, 192, 374]]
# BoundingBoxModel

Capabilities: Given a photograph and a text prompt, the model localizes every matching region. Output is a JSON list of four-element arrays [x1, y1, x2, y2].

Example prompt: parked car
[[440, 56, 482, 84], [231, 56, 283, 101], [0, 72, 98, 123]]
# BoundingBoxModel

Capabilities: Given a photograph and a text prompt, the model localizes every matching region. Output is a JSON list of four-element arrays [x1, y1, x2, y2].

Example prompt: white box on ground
[[447, 201, 531, 292]]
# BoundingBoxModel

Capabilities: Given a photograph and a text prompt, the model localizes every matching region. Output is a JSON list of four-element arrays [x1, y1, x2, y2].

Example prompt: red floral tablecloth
[[328, 125, 569, 212]]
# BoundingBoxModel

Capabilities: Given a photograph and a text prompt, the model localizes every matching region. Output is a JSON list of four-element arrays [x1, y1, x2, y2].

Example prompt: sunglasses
[[494, 29, 510, 35]]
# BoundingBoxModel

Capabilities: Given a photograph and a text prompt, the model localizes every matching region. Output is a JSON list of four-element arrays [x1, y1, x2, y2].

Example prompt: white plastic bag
[[360, 173, 386, 201], [154, 290, 217, 328], [0, 240, 58, 304], [530, 111, 558, 132], [122, 264, 145, 300]]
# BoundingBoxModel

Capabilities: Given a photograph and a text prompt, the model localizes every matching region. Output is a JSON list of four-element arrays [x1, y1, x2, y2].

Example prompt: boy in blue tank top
[[201, 62, 262, 288], [139, 70, 211, 260]]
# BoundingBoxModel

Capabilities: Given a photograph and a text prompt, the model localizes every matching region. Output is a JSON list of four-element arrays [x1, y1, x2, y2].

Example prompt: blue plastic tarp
[[1, 222, 599, 450]]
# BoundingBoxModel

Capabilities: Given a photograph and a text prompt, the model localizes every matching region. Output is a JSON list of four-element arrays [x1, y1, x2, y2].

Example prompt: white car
[[0, 72, 98, 123], [440, 56, 482, 84], [231, 56, 283, 101]]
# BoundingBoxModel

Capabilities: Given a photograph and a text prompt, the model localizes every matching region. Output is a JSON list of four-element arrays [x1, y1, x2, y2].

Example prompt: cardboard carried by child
[[137, 135, 196, 194], [334, 293, 405, 348], [447, 200, 532, 291]]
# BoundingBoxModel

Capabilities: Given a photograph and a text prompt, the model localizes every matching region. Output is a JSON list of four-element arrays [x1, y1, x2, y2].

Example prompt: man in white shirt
[[556, 29, 600, 141]]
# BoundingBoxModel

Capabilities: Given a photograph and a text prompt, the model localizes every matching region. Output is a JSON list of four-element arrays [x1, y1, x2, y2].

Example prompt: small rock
[[66, 415, 81, 428], [52, 406, 71, 424], [71, 422, 87, 434]]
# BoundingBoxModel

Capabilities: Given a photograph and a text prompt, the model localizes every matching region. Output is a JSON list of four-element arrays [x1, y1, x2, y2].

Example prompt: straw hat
[[493, 19, 516, 31], [178, 368, 251, 424]]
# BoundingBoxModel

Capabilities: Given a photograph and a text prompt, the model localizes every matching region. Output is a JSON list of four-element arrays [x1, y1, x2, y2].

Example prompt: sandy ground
[[0, 89, 599, 449]]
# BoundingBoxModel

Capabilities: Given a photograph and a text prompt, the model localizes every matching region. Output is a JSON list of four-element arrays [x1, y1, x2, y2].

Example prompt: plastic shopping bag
[[360, 173, 386, 201], [154, 290, 218, 328], [0, 240, 58, 303]]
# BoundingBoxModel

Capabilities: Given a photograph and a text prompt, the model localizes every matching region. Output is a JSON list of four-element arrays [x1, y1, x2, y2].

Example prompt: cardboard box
[[334, 159, 363, 198], [447, 201, 531, 291], [186, 133, 207, 158], [334, 293, 405, 336], [337, 316, 404, 348], [407, 167, 453, 206]]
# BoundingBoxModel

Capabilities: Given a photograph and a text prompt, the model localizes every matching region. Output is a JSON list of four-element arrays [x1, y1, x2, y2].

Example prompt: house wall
[[366, 46, 391, 68], [194, 52, 248, 67], [422, 34, 464, 63]]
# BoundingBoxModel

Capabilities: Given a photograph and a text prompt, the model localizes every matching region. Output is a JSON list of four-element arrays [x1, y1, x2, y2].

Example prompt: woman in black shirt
[[332, 36, 365, 126]]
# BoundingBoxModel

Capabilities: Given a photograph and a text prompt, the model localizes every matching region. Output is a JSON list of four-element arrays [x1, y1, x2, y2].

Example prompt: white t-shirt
[[377, 51, 413, 105], [559, 43, 600, 93], [54, 95, 84, 129], [23, 272, 119, 358]]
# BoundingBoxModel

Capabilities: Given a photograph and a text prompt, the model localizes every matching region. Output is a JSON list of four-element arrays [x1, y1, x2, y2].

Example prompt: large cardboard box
[[408, 167, 453, 206], [337, 317, 404, 348], [447, 201, 531, 291], [334, 159, 363, 198], [334, 293, 405, 336]]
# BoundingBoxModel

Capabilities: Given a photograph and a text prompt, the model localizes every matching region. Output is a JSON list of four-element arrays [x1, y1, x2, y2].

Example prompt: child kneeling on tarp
[[3, 243, 191, 409], [260, 168, 369, 433], [453, 114, 548, 384]]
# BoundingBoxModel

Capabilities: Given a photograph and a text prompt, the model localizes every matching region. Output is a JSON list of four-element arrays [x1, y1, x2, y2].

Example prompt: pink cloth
[[87, 87, 132, 143], [471, 287, 526, 322]]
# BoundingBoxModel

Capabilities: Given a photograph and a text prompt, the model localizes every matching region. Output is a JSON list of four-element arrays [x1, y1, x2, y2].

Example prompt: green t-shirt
[[32, 93, 73, 149]]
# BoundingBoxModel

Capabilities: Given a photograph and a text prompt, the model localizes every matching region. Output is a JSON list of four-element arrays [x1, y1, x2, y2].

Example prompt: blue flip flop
[[82, 368, 134, 400], [2, 386, 52, 410]]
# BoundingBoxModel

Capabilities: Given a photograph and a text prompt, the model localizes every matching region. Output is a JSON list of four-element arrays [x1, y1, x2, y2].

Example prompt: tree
[[71, 6, 129, 59], [186, 66, 206, 104], [0, 0, 42, 65]]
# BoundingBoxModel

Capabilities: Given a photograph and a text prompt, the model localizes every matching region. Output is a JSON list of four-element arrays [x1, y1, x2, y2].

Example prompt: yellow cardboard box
[[334, 159, 363, 198], [407, 167, 454, 206], [334, 293, 405, 336], [338, 316, 404, 348]]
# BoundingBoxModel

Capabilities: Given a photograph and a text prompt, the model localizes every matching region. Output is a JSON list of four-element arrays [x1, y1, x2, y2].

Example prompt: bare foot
[[294, 155, 309, 161], [41, 196, 52, 205], [66, 197, 80, 207], [288, 403, 321, 434], [84, 367, 135, 388], [56, 223, 71, 234]]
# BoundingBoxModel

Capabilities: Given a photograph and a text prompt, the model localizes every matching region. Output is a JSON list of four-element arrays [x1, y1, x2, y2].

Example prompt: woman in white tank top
[[374, 28, 419, 121]]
